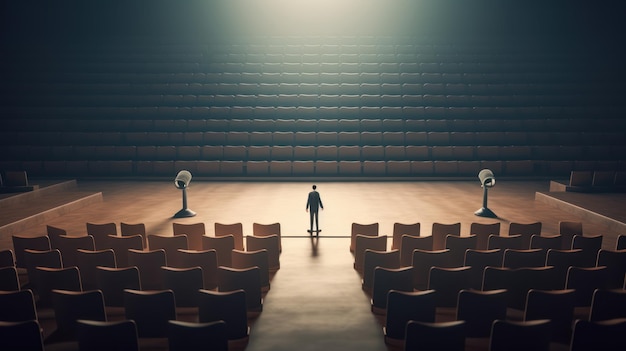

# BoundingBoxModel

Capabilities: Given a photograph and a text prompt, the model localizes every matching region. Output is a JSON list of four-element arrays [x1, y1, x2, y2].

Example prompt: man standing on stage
[[306, 184, 324, 235]]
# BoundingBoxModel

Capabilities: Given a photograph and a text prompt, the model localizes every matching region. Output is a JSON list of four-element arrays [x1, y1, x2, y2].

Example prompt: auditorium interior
[[1, 1, 626, 350]]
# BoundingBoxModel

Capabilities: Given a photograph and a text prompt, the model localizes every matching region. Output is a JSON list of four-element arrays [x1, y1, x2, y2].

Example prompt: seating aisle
[[246, 237, 387, 351]]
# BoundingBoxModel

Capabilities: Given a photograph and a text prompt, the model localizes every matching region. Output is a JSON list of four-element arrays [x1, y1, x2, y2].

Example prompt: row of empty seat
[[6, 115, 622, 132], [3, 159, 600, 178], [3, 144, 622, 161], [2, 221, 286, 349], [2, 36, 624, 178], [348, 220, 626, 350]]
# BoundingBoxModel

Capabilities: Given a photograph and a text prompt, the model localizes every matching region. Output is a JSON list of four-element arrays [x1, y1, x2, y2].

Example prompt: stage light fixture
[[173, 170, 196, 218], [475, 168, 497, 218]]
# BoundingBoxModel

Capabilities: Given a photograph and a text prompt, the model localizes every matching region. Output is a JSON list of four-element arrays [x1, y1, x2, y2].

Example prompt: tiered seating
[[355, 219, 626, 349], [4, 220, 283, 350], [1, 37, 625, 178]]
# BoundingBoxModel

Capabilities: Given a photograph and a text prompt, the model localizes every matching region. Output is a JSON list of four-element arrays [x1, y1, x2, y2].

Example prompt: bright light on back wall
[[226, 0, 404, 36]]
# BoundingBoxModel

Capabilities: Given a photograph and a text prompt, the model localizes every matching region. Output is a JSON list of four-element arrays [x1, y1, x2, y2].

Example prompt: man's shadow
[[310, 235, 319, 257]]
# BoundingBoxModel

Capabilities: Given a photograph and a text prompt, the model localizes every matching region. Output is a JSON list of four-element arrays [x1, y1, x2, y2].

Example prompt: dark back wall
[[2, 0, 624, 44]]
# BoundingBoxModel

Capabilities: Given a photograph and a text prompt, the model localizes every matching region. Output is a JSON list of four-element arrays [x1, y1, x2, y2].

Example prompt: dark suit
[[306, 190, 323, 232]]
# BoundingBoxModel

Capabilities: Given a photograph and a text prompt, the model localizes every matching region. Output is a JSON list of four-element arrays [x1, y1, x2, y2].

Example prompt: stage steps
[[535, 190, 626, 239], [0, 179, 103, 238]]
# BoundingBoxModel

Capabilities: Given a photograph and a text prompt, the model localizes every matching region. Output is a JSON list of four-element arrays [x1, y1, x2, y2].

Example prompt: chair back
[[384, 290, 436, 345], [123, 289, 176, 338], [489, 319, 551, 351], [350, 222, 379, 252], [391, 222, 420, 250], [172, 222, 205, 251], [96, 266, 141, 307], [176, 249, 218, 290], [202, 235, 235, 267], [76, 319, 139, 351], [76, 248, 116, 290], [215, 223, 244, 251], [469, 222, 500, 250], [431, 222, 461, 250]]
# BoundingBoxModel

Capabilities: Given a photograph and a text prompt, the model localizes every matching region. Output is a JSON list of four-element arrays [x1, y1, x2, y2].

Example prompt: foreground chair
[[46, 225, 67, 250], [56, 235, 96, 268], [86, 222, 118, 250], [246, 234, 281, 272], [127, 249, 166, 290], [35, 266, 82, 308], [370, 266, 414, 315], [49, 289, 107, 342], [120, 222, 147, 249], [383, 289, 436, 347], [596, 249, 626, 289], [412, 249, 454, 290], [545, 248, 589, 288], [361, 249, 400, 293], [463, 248, 503, 289], [571, 234, 603, 267], [353, 234, 387, 273], [12, 235, 51, 269], [350, 222, 379, 252], [570, 318, 626, 351], [95, 266, 141, 308], [431, 222, 461, 250], [168, 320, 228, 351], [172, 222, 205, 251], [123, 289, 176, 338], [161, 266, 204, 308], [404, 320, 466, 351], [530, 234, 562, 253], [446, 234, 477, 267], [391, 222, 420, 250], [617, 234, 626, 250], [457, 289, 508, 338], [76, 319, 139, 351], [400, 234, 433, 267], [215, 222, 244, 251], [217, 266, 263, 314], [0, 266, 19, 291], [252, 222, 282, 252], [523, 289, 576, 344], [489, 319, 551, 351], [590, 288, 626, 322], [566, 266, 610, 308], [202, 235, 235, 267], [469, 222, 500, 250], [483, 266, 559, 310], [487, 234, 523, 250], [176, 249, 218, 290], [107, 235, 144, 268], [197, 289, 249, 348], [559, 220, 583, 250], [147, 234, 187, 267], [0, 289, 38, 322], [76, 248, 116, 291], [0, 249, 15, 268], [502, 248, 545, 269], [0, 320, 44, 351], [231, 249, 270, 292], [427, 266, 473, 308], [508, 221, 542, 249], [23, 249, 62, 291]]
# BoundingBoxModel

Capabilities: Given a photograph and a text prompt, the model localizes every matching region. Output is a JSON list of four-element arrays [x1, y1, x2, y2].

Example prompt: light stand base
[[173, 208, 196, 218], [474, 207, 497, 218]]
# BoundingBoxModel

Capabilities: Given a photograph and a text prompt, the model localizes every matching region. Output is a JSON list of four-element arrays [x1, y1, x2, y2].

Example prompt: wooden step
[[0, 179, 103, 237]]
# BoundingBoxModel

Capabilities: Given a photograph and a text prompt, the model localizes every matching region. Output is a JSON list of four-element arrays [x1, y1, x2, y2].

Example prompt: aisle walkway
[[248, 237, 387, 351]]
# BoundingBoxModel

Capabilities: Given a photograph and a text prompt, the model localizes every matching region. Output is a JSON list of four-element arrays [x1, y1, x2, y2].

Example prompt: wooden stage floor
[[2, 179, 624, 351]]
